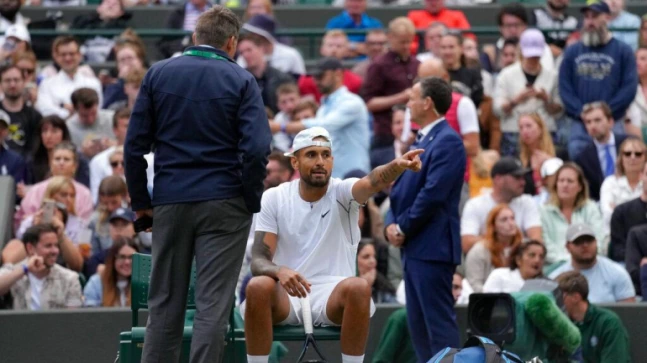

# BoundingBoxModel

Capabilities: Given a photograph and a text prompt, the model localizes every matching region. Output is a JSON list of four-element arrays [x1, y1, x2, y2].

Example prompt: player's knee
[[245, 276, 276, 301], [345, 277, 372, 302]]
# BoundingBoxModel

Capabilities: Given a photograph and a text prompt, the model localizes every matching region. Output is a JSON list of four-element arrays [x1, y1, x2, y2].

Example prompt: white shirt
[[90, 149, 155, 205], [461, 192, 541, 236], [36, 70, 103, 119], [0, 13, 26, 46], [237, 42, 306, 75], [255, 178, 361, 285], [599, 175, 642, 239], [28, 273, 45, 311], [482, 268, 525, 293]]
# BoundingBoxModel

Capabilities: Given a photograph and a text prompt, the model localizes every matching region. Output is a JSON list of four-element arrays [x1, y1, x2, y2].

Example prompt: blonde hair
[[44, 176, 76, 215], [323, 29, 349, 43], [616, 137, 647, 176], [244, 0, 273, 20], [473, 149, 500, 179], [518, 113, 556, 166], [548, 163, 590, 211], [388, 17, 416, 35]]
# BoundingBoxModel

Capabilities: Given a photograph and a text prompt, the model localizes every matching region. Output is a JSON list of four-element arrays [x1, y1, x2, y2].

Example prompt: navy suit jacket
[[573, 133, 627, 201], [386, 120, 466, 264]]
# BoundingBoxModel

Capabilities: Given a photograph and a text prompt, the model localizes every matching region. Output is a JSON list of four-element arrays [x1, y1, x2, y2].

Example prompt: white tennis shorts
[[240, 278, 376, 327]]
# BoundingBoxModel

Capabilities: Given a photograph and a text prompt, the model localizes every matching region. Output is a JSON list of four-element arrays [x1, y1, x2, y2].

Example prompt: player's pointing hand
[[397, 149, 424, 172]]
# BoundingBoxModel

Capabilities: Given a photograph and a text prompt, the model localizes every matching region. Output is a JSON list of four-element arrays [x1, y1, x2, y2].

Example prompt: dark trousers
[[142, 197, 252, 363], [404, 258, 459, 362]]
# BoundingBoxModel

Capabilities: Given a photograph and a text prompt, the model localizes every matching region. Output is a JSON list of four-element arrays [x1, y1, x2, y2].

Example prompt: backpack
[[428, 336, 525, 363]]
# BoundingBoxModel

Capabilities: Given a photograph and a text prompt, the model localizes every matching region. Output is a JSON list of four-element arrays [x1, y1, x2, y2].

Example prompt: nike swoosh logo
[[321, 210, 331, 218]]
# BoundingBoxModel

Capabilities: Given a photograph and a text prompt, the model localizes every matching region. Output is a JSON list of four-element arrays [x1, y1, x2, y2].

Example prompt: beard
[[0, 7, 19, 22], [573, 255, 596, 266], [4, 90, 21, 102], [547, 1, 567, 12], [582, 27, 607, 47], [301, 169, 330, 188]]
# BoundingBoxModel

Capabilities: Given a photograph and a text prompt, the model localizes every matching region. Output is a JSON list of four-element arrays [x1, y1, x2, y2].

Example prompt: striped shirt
[[183, 2, 211, 31]]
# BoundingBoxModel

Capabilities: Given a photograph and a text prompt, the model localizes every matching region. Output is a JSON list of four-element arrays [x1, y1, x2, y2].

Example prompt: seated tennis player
[[242, 127, 423, 363]]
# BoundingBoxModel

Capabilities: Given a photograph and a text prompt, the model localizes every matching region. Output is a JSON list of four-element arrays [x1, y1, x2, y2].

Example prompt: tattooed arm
[[351, 149, 425, 205]]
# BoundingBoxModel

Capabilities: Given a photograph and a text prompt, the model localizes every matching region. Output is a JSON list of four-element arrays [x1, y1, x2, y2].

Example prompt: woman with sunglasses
[[108, 146, 124, 178], [83, 237, 139, 307], [600, 138, 646, 238]]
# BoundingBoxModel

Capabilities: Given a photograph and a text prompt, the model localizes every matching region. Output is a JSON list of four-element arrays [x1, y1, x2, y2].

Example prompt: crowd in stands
[[0, 0, 646, 359]]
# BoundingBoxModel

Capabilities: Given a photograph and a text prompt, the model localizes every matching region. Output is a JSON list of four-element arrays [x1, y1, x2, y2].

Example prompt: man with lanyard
[[242, 126, 424, 363], [124, 6, 272, 363]]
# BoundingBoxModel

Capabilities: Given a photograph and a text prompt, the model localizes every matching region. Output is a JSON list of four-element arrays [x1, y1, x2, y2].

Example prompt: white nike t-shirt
[[255, 178, 361, 285]]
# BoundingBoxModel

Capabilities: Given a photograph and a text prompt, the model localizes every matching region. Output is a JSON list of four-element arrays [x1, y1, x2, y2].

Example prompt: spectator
[[370, 104, 414, 168], [606, 0, 641, 51], [518, 114, 559, 196], [292, 99, 318, 121], [481, 3, 554, 74], [36, 36, 103, 119], [84, 236, 139, 307], [89, 108, 130, 204], [465, 204, 523, 292], [641, 15, 647, 48], [271, 83, 299, 152], [357, 241, 396, 303], [416, 22, 447, 62], [625, 224, 647, 295], [0, 111, 26, 184], [108, 147, 124, 178], [0, 24, 30, 63], [238, 33, 294, 114], [483, 240, 546, 293], [0, 0, 26, 38], [0, 224, 83, 310], [244, 0, 272, 20], [494, 29, 562, 157], [66, 88, 116, 160], [609, 161, 647, 263], [549, 223, 635, 303], [263, 151, 294, 191], [27, 117, 90, 188], [540, 163, 603, 264], [600, 138, 645, 239], [440, 33, 483, 107], [573, 101, 629, 201], [499, 38, 519, 74], [88, 175, 128, 255], [85, 208, 137, 277], [461, 157, 542, 253], [107, 67, 144, 111], [556, 271, 631, 362], [102, 41, 146, 109], [71, 0, 132, 63], [628, 47, 647, 133], [559, 1, 637, 159], [352, 29, 387, 80], [407, 0, 470, 54], [237, 15, 306, 76], [12, 51, 38, 105], [276, 57, 370, 178], [326, 0, 383, 59], [468, 149, 500, 198], [363, 17, 419, 149], [156, 0, 212, 58], [530, 0, 579, 58], [463, 37, 494, 98], [298, 30, 363, 103], [534, 157, 563, 206], [20, 142, 93, 224], [0, 65, 41, 157]]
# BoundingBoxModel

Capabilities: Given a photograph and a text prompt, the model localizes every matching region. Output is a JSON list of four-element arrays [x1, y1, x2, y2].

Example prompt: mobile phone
[[42, 199, 56, 224], [134, 215, 153, 233]]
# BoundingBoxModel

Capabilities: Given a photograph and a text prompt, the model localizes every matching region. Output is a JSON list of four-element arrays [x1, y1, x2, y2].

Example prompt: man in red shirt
[[407, 0, 471, 53], [298, 30, 362, 103]]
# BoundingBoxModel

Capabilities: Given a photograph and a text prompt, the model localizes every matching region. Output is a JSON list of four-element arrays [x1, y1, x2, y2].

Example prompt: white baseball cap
[[284, 127, 332, 157], [519, 28, 545, 58], [5, 24, 31, 44], [540, 157, 564, 178]]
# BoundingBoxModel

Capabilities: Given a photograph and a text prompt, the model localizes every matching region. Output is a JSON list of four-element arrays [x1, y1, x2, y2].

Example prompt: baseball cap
[[490, 156, 530, 178], [566, 223, 596, 243], [540, 158, 564, 178], [5, 24, 31, 43], [284, 127, 332, 157], [519, 28, 546, 58], [308, 57, 343, 78], [109, 208, 136, 224], [0, 110, 9, 128], [580, 0, 610, 14]]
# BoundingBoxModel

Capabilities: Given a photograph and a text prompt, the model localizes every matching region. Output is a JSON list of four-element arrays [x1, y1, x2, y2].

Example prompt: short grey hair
[[194, 6, 242, 49]]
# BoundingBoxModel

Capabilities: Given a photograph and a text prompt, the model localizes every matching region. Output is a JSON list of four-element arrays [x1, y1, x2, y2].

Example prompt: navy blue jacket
[[386, 120, 465, 264], [124, 46, 272, 213]]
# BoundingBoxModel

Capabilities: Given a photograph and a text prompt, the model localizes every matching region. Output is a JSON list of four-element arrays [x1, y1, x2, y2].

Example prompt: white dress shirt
[[36, 70, 103, 119], [593, 133, 616, 176]]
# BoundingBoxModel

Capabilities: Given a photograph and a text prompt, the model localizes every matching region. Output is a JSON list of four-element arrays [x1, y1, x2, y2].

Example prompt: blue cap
[[580, 1, 610, 14], [109, 208, 135, 223]]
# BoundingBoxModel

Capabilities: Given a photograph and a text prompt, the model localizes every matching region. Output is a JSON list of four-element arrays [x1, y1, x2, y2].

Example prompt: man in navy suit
[[385, 76, 466, 360], [573, 101, 628, 201]]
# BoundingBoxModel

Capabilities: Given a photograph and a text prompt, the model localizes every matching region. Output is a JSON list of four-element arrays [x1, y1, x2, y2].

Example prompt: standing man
[[124, 6, 272, 363], [385, 77, 466, 360]]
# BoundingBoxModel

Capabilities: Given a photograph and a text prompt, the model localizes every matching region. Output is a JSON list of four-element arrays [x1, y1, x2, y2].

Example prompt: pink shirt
[[15, 178, 93, 229]]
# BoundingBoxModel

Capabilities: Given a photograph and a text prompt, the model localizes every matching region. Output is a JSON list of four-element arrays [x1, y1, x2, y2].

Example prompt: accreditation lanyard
[[183, 49, 228, 61]]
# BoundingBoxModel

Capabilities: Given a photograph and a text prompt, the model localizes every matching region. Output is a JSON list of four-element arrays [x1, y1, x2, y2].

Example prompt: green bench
[[118, 253, 341, 363]]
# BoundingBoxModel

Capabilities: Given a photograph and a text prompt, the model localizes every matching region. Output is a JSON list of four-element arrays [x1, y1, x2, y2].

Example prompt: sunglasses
[[622, 151, 644, 158], [20, 68, 35, 75], [110, 161, 124, 168]]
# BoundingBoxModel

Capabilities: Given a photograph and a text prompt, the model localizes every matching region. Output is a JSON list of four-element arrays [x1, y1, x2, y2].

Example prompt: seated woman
[[84, 237, 139, 307], [518, 113, 559, 196], [468, 149, 500, 198], [357, 241, 396, 304], [540, 163, 604, 265], [88, 175, 129, 255], [599, 138, 646, 240], [482, 240, 547, 293], [465, 204, 523, 292]]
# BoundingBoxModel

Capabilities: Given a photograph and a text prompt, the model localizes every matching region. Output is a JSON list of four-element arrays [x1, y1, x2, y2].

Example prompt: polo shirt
[[325, 11, 383, 43], [576, 304, 630, 363]]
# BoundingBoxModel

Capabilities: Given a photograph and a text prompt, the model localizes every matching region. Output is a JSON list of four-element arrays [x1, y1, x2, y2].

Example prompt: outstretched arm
[[352, 149, 424, 205]]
